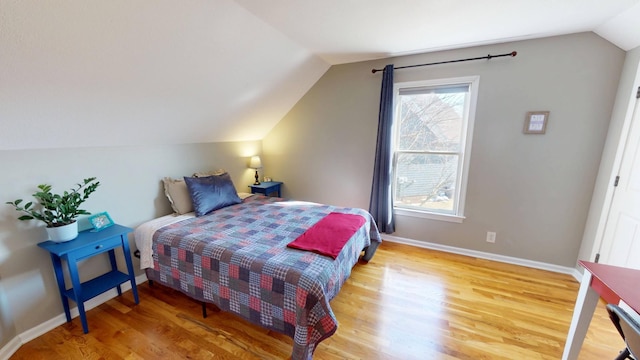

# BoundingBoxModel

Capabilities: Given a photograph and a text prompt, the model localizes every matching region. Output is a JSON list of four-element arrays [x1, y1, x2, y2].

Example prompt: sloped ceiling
[[0, 0, 329, 150], [235, 0, 640, 64], [1, 0, 639, 150]]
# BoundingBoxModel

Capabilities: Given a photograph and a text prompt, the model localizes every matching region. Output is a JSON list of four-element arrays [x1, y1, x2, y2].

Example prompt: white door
[[599, 93, 640, 269]]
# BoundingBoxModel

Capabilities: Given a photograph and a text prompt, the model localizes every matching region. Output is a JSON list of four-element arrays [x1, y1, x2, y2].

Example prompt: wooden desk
[[562, 260, 640, 359]]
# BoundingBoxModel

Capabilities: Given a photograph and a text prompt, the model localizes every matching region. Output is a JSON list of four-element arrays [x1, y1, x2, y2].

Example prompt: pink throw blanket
[[287, 212, 366, 259]]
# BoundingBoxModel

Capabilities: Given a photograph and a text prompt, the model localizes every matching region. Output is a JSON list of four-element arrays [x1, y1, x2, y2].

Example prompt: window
[[392, 76, 479, 222]]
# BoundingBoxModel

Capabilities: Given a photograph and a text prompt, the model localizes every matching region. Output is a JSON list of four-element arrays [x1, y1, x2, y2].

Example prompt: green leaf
[[7, 178, 100, 226]]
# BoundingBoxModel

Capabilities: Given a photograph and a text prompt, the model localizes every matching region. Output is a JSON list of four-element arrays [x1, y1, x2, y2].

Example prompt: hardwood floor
[[12, 241, 624, 359]]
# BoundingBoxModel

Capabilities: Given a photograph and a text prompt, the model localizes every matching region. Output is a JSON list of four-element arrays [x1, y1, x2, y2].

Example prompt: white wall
[[0, 141, 260, 348], [263, 32, 625, 267]]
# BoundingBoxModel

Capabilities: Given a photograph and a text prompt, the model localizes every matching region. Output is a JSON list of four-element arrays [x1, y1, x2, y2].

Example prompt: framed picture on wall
[[524, 111, 550, 134]]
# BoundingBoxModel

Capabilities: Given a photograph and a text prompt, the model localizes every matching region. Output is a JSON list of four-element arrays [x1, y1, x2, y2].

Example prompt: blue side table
[[249, 181, 283, 197], [38, 224, 139, 333]]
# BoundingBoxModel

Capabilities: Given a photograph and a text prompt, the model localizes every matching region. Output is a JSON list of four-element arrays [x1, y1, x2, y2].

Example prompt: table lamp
[[249, 156, 262, 185]]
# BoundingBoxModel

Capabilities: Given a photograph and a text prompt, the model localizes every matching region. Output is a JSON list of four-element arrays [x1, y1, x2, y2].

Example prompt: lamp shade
[[249, 156, 262, 169]]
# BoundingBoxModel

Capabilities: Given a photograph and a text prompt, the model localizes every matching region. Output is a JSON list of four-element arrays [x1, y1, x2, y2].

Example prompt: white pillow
[[162, 177, 194, 215], [193, 169, 226, 178]]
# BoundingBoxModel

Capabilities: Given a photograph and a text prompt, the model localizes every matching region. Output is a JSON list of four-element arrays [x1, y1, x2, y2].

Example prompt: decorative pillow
[[162, 177, 194, 215], [162, 171, 229, 215], [193, 169, 226, 178], [184, 173, 242, 216]]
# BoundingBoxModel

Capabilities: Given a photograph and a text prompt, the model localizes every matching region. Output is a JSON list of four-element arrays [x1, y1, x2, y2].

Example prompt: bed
[[134, 192, 381, 359]]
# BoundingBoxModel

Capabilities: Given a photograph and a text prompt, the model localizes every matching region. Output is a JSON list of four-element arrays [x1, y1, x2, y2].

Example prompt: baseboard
[[0, 336, 21, 360], [0, 273, 147, 360], [382, 235, 583, 281]]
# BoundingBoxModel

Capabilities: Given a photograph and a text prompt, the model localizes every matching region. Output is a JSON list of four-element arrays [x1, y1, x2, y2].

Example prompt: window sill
[[394, 207, 465, 223]]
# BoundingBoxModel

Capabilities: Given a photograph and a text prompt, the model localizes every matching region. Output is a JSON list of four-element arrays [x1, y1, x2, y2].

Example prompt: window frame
[[391, 76, 480, 223]]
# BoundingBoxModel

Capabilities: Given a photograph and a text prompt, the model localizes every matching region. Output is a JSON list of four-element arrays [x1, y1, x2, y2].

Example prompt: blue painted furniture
[[38, 224, 139, 333], [249, 181, 283, 197]]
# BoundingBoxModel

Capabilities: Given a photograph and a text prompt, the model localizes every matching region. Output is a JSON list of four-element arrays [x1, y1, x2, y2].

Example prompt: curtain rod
[[371, 51, 517, 74]]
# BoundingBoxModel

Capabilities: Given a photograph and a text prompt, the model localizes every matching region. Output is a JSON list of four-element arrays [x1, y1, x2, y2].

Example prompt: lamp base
[[254, 170, 260, 185]]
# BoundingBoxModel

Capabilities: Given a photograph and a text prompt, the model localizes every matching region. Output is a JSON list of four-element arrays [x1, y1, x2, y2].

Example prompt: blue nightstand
[[249, 181, 283, 197], [38, 224, 139, 333]]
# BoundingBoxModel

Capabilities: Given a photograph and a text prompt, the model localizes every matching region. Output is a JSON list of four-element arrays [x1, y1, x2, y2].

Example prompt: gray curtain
[[369, 64, 395, 234]]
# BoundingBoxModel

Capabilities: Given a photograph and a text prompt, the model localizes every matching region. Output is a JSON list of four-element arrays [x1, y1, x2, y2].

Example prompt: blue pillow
[[183, 173, 242, 216]]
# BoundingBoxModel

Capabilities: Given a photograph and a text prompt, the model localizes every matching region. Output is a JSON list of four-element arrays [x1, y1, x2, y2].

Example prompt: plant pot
[[46, 222, 78, 242]]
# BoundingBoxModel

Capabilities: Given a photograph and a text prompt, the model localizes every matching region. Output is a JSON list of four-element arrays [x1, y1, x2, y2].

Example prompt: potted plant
[[6, 177, 100, 242]]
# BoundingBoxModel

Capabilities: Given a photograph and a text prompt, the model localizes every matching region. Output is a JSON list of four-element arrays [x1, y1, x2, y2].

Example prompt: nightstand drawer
[[71, 235, 121, 260], [249, 181, 283, 197]]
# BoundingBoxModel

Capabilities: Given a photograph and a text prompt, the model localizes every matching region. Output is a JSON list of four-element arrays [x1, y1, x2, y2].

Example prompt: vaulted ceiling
[[235, 0, 640, 64], [2, 0, 639, 150]]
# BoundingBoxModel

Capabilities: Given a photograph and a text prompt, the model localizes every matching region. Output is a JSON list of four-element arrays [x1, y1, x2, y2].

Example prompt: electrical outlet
[[486, 231, 496, 243]]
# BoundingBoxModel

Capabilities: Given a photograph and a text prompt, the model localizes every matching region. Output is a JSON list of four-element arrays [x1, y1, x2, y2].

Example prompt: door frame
[[589, 64, 640, 264]]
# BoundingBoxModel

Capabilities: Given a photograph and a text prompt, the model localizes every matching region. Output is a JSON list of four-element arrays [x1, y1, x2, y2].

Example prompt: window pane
[[394, 153, 458, 213], [397, 90, 467, 152]]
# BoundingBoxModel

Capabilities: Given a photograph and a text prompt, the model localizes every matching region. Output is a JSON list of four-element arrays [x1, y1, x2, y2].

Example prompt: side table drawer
[[248, 181, 283, 197], [71, 235, 121, 260]]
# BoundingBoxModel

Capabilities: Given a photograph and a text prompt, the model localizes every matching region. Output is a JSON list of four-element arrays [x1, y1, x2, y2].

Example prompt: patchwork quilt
[[146, 195, 381, 359]]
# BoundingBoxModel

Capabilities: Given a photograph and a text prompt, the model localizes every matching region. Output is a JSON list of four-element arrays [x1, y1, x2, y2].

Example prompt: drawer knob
[[95, 245, 103, 250]]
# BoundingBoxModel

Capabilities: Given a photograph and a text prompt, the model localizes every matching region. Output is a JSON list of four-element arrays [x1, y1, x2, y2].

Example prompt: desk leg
[[67, 257, 89, 334], [49, 254, 71, 323], [562, 270, 600, 360]]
